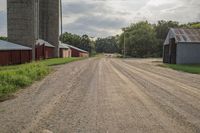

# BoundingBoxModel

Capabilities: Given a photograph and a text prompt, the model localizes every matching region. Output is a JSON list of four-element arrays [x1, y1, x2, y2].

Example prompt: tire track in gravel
[[123, 59, 200, 88], [0, 58, 96, 133], [22, 59, 100, 133], [106, 60, 194, 133], [115, 59, 200, 104], [1, 57, 200, 133], [110, 59, 200, 133]]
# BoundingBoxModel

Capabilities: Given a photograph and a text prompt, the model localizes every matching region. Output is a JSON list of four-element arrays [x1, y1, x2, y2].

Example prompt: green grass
[[0, 57, 85, 101], [41, 57, 83, 66], [160, 64, 200, 74]]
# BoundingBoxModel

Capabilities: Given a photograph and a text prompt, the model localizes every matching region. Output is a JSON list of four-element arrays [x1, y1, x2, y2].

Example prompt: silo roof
[[164, 28, 200, 45], [0, 40, 32, 51]]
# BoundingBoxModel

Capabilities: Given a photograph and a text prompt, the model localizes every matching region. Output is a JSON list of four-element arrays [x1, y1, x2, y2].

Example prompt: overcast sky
[[0, 0, 200, 37]]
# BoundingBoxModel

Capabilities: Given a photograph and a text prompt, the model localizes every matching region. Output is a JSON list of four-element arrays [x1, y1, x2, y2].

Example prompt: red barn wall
[[45, 47, 54, 59], [60, 48, 71, 58], [71, 48, 88, 57], [0, 50, 32, 66], [71, 48, 80, 57], [79, 52, 89, 57], [35, 44, 54, 60]]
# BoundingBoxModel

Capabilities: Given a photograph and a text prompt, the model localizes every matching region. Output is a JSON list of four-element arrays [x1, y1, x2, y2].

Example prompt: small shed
[[163, 28, 200, 64], [35, 39, 55, 60], [67, 44, 89, 57], [0, 40, 32, 66], [59, 43, 71, 58]]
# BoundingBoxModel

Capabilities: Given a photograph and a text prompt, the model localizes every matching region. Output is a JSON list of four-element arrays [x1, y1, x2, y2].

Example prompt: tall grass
[[41, 57, 83, 66], [0, 63, 49, 99], [159, 64, 200, 74], [167, 64, 200, 74], [0, 57, 85, 101]]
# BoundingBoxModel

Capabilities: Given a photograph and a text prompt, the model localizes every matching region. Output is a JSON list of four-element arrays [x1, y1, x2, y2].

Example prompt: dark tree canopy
[[60, 21, 199, 58], [0, 36, 7, 41], [61, 32, 95, 55], [95, 36, 119, 53]]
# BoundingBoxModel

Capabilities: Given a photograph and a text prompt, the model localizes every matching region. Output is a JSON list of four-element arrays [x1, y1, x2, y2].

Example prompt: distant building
[[0, 40, 32, 66], [67, 44, 89, 58], [35, 39, 55, 60], [7, 0, 59, 59], [59, 43, 71, 58], [163, 28, 200, 64]]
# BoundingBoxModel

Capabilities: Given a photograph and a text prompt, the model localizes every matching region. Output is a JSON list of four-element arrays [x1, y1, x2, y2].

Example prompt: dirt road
[[0, 57, 200, 133]]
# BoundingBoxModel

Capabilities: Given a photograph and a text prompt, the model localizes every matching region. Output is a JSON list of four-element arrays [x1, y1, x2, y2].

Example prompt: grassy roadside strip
[[159, 64, 200, 74], [0, 57, 85, 102]]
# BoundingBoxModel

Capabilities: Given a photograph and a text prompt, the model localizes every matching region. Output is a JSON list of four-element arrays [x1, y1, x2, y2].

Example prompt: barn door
[[169, 38, 177, 64]]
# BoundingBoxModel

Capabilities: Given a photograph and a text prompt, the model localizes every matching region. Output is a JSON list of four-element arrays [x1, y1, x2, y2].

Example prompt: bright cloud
[[0, 0, 199, 37]]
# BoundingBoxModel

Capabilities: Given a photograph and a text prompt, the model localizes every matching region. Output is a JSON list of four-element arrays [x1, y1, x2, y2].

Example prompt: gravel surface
[[0, 57, 200, 133]]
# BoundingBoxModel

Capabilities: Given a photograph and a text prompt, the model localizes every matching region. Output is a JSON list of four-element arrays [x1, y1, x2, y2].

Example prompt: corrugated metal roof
[[68, 44, 88, 53], [62, 43, 88, 53], [59, 42, 70, 49], [36, 39, 55, 48], [164, 28, 200, 45], [0, 40, 32, 51]]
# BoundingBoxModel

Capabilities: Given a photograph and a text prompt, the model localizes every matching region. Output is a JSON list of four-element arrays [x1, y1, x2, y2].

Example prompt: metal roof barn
[[66, 44, 89, 57], [35, 39, 55, 60], [0, 40, 32, 66], [163, 28, 200, 64], [59, 43, 71, 58]]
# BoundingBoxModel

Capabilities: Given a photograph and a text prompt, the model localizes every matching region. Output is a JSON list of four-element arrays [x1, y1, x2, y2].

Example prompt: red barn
[[67, 44, 89, 57], [0, 40, 32, 66], [35, 39, 55, 60], [59, 43, 71, 58]]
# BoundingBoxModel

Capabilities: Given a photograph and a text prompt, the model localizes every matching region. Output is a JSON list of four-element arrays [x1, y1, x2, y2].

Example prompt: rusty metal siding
[[164, 28, 200, 45], [0, 50, 32, 66], [79, 52, 89, 58], [35, 44, 54, 60], [60, 48, 71, 58], [45, 47, 54, 59], [71, 48, 81, 57], [0, 51, 10, 65]]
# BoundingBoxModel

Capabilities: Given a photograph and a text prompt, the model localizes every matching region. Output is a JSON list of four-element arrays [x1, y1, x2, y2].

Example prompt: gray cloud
[[0, 11, 7, 36], [62, 1, 107, 15], [0, 0, 199, 37], [64, 14, 127, 37]]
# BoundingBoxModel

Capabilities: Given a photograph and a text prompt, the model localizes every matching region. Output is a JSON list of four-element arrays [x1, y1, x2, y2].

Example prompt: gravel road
[[0, 57, 200, 133]]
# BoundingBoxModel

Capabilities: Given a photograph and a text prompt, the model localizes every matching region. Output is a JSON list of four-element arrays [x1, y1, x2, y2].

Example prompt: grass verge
[[159, 64, 200, 74], [0, 57, 85, 101], [41, 57, 84, 66]]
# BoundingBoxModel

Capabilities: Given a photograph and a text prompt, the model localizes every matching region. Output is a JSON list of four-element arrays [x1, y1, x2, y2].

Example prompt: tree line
[[117, 21, 200, 58], [1, 20, 199, 57], [60, 20, 199, 58]]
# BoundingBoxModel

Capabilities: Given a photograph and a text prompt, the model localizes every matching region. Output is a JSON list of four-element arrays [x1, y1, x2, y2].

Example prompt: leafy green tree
[[95, 36, 119, 53], [61, 32, 94, 55], [119, 21, 159, 57], [0, 36, 7, 41], [154, 20, 179, 56]]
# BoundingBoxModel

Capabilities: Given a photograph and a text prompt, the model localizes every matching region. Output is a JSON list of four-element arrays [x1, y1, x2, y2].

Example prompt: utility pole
[[60, 0, 63, 43], [124, 32, 126, 58]]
